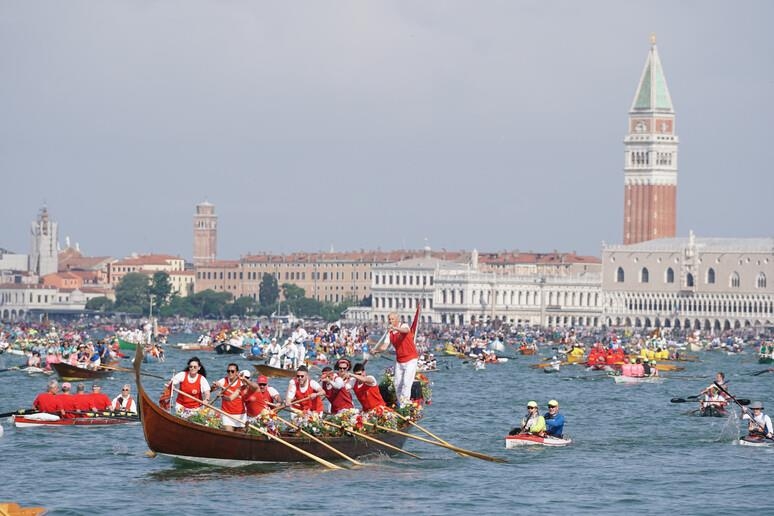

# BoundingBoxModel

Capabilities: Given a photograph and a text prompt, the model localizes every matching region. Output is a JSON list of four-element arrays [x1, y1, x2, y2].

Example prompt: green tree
[[189, 289, 233, 318], [86, 296, 114, 312], [259, 273, 279, 307], [282, 283, 305, 301], [114, 272, 150, 314], [150, 271, 173, 310], [226, 296, 259, 317], [159, 294, 197, 318]]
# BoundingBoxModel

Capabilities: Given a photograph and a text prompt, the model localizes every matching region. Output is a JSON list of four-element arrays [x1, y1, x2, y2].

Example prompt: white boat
[[543, 363, 561, 373], [737, 436, 774, 448], [505, 434, 572, 448], [612, 375, 664, 384]]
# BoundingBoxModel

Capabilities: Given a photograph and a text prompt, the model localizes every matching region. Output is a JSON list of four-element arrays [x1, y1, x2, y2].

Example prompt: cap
[[548, 399, 559, 407], [527, 401, 538, 408], [61, 382, 72, 390], [749, 401, 764, 410], [257, 375, 269, 384], [336, 358, 352, 370], [240, 370, 251, 378]]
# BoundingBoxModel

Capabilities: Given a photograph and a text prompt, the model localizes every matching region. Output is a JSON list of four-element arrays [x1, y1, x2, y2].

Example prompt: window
[[757, 273, 767, 289], [686, 273, 694, 287], [707, 268, 716, 284], [665, 267, 674, 283], [730, 272, 740, 288], [616, 267, 625, 283], [641, 267, 649, 283]]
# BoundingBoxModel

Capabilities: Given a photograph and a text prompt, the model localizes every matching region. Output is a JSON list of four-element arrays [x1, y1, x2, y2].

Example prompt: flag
[[410, 301, 421, 334]]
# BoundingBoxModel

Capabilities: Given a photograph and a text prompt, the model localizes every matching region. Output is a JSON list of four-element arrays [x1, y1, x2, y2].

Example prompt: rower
[[742, 401, 774, 439], [543, 399, 565, 438], [509, 401, 546, 436]]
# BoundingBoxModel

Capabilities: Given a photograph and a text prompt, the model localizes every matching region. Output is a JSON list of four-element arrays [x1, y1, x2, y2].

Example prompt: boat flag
[[410, 302, 421, 334]]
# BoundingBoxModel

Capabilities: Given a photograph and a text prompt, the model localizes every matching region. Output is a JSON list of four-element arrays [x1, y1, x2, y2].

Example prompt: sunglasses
[[228, 369, 237, 373], [122, 389, 130, 392], [296, 375, 306, 379], [337, 367, 348, 370], [258, 383, 267, 386], [188, 365, 199, 369]]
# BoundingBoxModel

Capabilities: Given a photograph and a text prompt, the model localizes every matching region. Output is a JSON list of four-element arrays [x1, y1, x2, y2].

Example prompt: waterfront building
[[0, 283, 103, 321], [107, 254, 186, 287], [623, 36, 678, 245], [29, 206, 58, 277], [58, 244, 114, 286], [193, 201, 217, 266], [602, 232, 774, 331], [0, 249, 29, 284]]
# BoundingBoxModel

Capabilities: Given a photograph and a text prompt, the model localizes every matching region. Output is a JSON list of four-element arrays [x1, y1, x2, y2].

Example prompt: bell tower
[[30, 205, 58, 277], [623, 35, 678, 245], [193, 201, 217, 265]]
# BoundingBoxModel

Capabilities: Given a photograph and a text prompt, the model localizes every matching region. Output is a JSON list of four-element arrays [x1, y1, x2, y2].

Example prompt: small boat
[[51, 362, 113, 382], [692, 406, 729, 418], [518, 347, 536, 356], [241, 353, 266, 362], [0, 502, 47, 516], [254, 364, 296, 378], [543, 364, 561, 373], [505, 434, 572, 448], [13, 413, 139, 428], [612, 375, 664, 384], [214, 342, 246, 355], [22, 366, 54, 376], [758, 355, 774, 365], [737, 435, 774, 447]]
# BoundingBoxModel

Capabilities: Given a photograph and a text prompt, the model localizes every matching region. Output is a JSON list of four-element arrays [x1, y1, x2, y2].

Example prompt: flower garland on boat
[[379, 367, 433, 405]]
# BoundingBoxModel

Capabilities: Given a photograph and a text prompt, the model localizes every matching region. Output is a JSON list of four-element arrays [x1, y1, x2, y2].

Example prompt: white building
[[29, 206, 58, 277], [0, 284, 93, 321], [602, 232, 774, 331]]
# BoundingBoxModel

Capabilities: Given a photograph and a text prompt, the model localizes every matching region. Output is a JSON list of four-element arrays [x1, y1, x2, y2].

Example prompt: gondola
[[134, 346, 411, 466], [253, 364, 296, 378], [51, 362, 113, 382]]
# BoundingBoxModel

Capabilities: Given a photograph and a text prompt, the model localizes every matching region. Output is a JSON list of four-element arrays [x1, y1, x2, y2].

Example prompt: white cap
[[240, 370, 251, 378]]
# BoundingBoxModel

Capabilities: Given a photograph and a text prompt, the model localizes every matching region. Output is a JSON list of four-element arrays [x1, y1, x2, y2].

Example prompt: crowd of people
[[30, 380, 135, 419]]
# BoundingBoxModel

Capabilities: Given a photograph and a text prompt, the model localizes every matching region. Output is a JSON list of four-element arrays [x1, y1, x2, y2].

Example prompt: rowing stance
[[742, 401, 774, 439]]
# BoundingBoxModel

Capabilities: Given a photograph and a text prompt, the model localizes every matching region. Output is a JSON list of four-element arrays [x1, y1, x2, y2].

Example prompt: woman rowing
[[509, 400, 546, 436], [169, 356, 210, 416]]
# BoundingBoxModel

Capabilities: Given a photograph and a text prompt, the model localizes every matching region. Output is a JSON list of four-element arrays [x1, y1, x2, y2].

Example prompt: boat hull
[[214, 343, 246, 355], [254, 364, 295, 378], [13, 415, 139, 428], [51, 362, 112, 382], [505, 434, 572, 448], [738, 436, 774, 447], [612, 375, 664, 384]]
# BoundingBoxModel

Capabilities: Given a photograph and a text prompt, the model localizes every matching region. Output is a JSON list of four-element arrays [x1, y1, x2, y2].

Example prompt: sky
[[1, 1, 772, 262]]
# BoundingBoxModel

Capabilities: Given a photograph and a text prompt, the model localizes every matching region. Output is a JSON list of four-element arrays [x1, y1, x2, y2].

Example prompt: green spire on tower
[[630, 34, 674, 113]]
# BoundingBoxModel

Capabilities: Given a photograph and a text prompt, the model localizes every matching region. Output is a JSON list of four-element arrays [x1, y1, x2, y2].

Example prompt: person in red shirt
[[73, 383, 93, 412], [90, 383, 112, 411], [33, 380, 62, 414], [242, 373, 281, 420], [320, 360, 355, 414], [384, 312, 419, 407], [211, 363, 246, 431], [285, 366, 325, 414], [349, 362, 386, 412], [57, 382, 79, 418]]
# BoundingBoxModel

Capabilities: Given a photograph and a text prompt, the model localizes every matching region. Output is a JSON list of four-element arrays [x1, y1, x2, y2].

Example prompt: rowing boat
[[737, 435, 774, 447], [612, 375, 665, 384], [135, 347, 411, 466], [505, 434, 572, 448], [253, 364, 296, 378], [13, 413, 139, 428], [51, 362, 113, 382], [692, 406, 729, 418]]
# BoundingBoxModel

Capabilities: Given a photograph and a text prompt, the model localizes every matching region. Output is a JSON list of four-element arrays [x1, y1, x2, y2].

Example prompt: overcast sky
[[1, 1, 772, 261]]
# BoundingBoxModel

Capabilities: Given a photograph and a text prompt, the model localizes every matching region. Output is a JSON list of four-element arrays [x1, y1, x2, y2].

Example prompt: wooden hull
[[13, 415, 139, 428], [214, 343, 246, 355], [518, 348, 536, 355], [136, 349, 410, 465], [505, 434, 571, 448], [51, 362, 112, 382], [254, 364, 296, 378]]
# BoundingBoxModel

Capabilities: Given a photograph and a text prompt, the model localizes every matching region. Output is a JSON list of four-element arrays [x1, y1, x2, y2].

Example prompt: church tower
[[30, 206, 58, 277], [193, 201, 217, 265], [623, 35, 678, 245]]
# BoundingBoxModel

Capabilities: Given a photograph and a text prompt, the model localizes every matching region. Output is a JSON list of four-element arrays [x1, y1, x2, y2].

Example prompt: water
[[2, 343, 774, 515]]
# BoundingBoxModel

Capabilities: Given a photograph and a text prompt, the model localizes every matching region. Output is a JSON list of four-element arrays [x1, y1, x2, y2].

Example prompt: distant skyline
[[2, 2, 772, 261]]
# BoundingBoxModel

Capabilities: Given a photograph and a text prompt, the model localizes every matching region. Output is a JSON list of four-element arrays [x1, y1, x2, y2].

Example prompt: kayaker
[[543, 399, 565, 438], [111, 384, 137, 414], [701, 372, 727, 398], [742, 401, 774, 439], [700, 386, 727, 412], [509, 400, 546, 436]]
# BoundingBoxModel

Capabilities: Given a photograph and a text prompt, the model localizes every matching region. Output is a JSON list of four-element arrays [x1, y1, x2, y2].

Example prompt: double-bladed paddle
[[713, 381, 772, 438], [670, 396, 750, 405], [0, 408, 38, 418]]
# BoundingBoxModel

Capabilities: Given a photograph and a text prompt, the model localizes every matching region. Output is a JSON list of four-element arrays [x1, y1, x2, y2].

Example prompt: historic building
[[623, 36, 678, 245], [107, 254, 186, 286], [29, 206, 58, 277], [193, 201, 217, 266], [602, 233, 774, 330]]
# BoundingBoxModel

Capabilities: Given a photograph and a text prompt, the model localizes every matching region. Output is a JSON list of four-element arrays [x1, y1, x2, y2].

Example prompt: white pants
[[221, 412, 246, 428], [394, 358, 418, 407]]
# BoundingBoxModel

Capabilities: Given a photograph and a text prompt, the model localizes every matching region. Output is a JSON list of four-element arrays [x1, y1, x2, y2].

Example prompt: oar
[[364, 422, 507, 463], [171, 387, 342, 470], [388, 409, 465, 457], [272, 413, 364, 467], [0, 408, 38, 418], [751, 368, 774, 376], [670, 396, 749, 405], [100, 364, 166, 380], [713, 382, 771, 437], [320, 419, 422, 460]]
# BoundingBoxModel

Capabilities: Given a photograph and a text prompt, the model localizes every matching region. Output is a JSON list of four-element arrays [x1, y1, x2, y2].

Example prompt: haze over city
[[2, 1, 772, 261]]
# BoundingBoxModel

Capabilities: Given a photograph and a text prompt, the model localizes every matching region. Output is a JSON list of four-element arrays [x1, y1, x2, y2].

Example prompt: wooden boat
[[758, 355, 774, 365], [612, 375, 664, 384], [117, 337, 142, 351], [254, 364, 296, 378], [13, 413, 139, 428], [214, 342, 246, 355], [518, 347, 536, 355], [134, 348, 410, 466], [0, 502, 47, 516], [505, 434, 572, 448], [737, 435, 774, 447], [175, 342, 214, 351], [51, 362, 112, 382]]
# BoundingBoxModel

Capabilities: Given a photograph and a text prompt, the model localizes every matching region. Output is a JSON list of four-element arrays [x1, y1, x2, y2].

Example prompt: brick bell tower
[[193, 201, 217, 266], [623, 35, 678, 245]]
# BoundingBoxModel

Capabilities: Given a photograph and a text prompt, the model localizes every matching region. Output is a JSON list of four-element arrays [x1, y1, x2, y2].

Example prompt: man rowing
[[211, 363, 247, 431], [33, 380, 61, 415], [544, 399, 565, 438], [111, 384, 137, 413], [349, 362, 387, 412], [241, 373, 281, 421], [285, 365, 325, 414], [374, 311, 420, 408], [57, 382, 79, 418], [742, 401, 774, 439], [320, 360, 355, 414], [169, 356, 211, 415]]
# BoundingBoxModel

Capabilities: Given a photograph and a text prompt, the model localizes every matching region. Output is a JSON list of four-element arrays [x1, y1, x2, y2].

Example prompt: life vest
[[176, 373, 205, 409], [243, 388, 275, 417], [322, 382, 354, 413], [390, 329, 419, 363], [219, 377, 245, 415], [353, 381, 386, 411], [112, 395, 135, 412], [292, 379, 316, 411]]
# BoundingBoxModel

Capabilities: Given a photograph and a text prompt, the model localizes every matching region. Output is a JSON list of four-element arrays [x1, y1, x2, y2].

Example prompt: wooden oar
[[364, 422, 507, 463], [0, 408, 38, 418], [171, 387, 342, 470], [388, 409, 465, 457], [100, 364, 166, 380], [320, 419, 422, 460], [272, 413, 364, 467]]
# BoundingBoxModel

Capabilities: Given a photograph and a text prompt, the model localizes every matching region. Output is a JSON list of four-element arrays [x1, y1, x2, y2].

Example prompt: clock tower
[[623, 35, 678, 245]]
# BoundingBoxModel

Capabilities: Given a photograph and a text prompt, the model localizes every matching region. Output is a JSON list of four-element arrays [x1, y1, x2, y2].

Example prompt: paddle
[[319, 418, 422, 460], [171, 387, 342, 470], [272, 413, 364, 467], [0, 408, 38, 418], [670, 396, 750, 405], [713, 382, 772, 438], [363, 422, 507, 463], [751, 368, 774, 377], [388, 409, 466, 458], [100, 364, 166, 380]]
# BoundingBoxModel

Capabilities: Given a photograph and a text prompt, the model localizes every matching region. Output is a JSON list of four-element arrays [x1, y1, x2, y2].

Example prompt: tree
[[159, 294, 197, 318], [114, 273, 150, 314], [150, 271, 173, 310], [282, 283, 305, 301], [189, 289, 233, 318], [86, 296, 114, 312], [226, 296, 259, 317], [259, 273, 279, 307]]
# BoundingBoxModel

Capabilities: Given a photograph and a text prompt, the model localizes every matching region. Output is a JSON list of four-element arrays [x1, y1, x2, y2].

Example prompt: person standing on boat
[[378, 311, 420, 408], [242, 373, 281, 420], [543, 399, 565, 438], [170, 357, 210, 415], [510, 401, 546, 436], [33, 379, 61, 415], [266, 338, 282, 368], [211, 363, 247, 431], [111, 384, 137, 414], [742, 401, 774, 439], [285, 365, 325, 413], [349, 362, 387, 412], [292, 323, 308, 366]]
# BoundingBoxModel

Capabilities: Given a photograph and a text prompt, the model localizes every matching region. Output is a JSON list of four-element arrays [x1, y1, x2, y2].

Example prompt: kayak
[[737, 435, 774, 447], [505, 434, 572, 448], [612, 375, 664, 384], [13, 413, 139, 428], [693, 406, 729, 418]]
